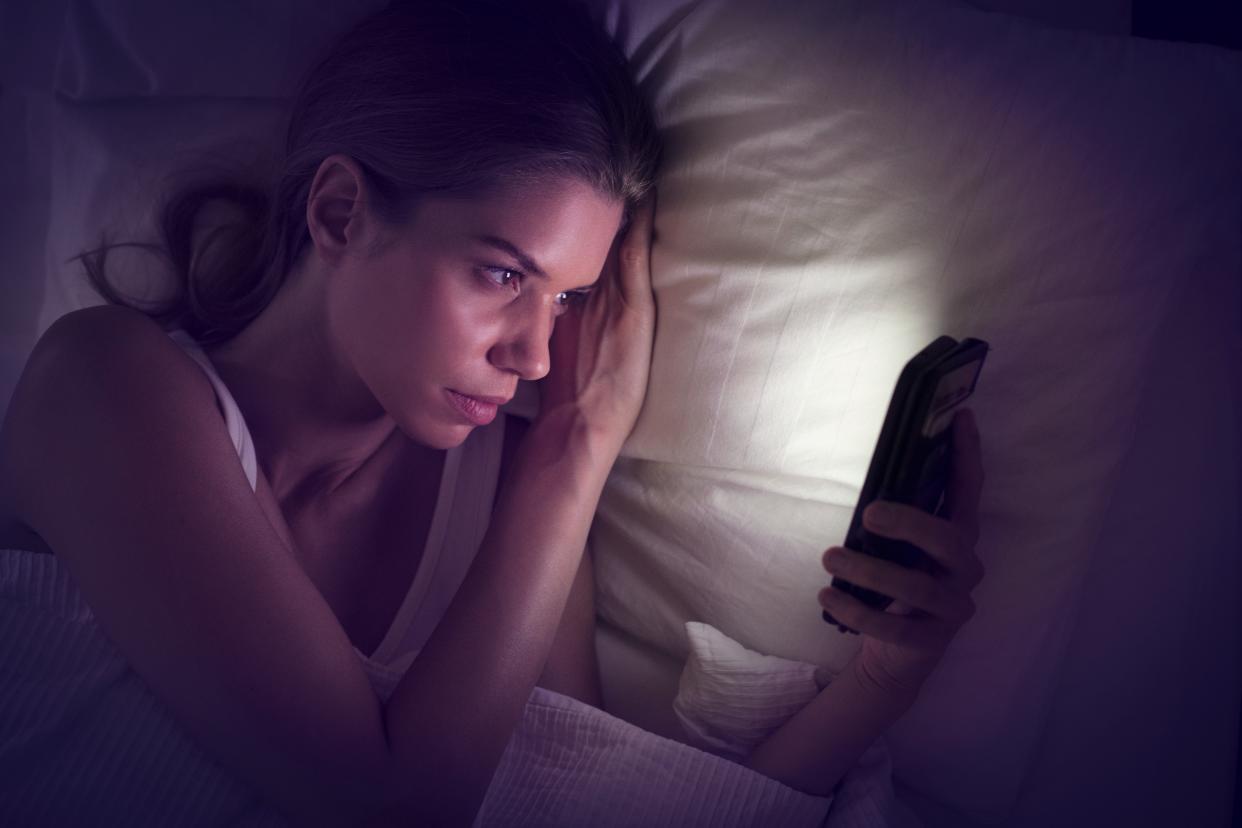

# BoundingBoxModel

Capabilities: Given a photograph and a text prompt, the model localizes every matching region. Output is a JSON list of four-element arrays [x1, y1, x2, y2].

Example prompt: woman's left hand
[[818, 408, 987, 696], [539, 192, 657, 450]]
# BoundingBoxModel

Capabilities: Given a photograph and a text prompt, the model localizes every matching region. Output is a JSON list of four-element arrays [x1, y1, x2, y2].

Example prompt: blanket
[[0, 548, 915, 826]]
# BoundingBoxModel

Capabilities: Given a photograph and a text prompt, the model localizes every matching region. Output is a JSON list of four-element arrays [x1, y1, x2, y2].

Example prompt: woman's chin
[[420, 421, 478, 451]]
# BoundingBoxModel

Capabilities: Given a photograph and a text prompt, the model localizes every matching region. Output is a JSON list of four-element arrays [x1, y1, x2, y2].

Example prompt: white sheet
[[0, 547, 925, 826], [481, 687, 899, 828]]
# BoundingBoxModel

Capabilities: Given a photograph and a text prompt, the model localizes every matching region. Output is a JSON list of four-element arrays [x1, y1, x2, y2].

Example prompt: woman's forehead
[[402, 178, 624, 274], [432, 177, 622, 225]]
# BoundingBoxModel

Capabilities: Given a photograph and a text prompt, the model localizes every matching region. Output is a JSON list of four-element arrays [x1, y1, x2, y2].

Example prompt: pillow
[[581, 0, 1242, 821], [667, 621, 924, 827], [37, 99, 287, 331], [2, 0, 375, 99], [10, 0, 386, 334], [673, 621, 831, 761]]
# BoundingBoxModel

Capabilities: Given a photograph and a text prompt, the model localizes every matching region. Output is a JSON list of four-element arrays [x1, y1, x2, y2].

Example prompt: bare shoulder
[[22, 304, 205, 377], [9, 305, 213, 406], [0, 303, 395, 819], [0, 305, 219, 534]]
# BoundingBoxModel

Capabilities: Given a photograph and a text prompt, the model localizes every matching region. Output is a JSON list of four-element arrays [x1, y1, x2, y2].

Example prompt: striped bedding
[[1, 548, 914, 826]]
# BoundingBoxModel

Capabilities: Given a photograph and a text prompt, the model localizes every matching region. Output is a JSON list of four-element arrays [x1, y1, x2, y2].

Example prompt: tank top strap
[[166, 329, 259, 493]]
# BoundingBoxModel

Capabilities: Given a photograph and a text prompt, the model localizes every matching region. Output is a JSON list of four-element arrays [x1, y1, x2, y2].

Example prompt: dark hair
[[78, 0, 662, 346]]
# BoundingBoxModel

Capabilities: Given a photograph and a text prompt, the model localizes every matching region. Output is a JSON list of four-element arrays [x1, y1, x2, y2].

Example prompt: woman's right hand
[[820, 409, 987, 696], [537, 192, 658, 449]]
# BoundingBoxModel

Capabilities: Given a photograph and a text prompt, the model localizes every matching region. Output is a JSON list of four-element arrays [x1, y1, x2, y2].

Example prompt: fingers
[[614, 191, 657, 311], [859, 500, 984, 589], [820, 411, 987, 648], [861, 500, 963, 571], [821, 547, 975, 624], [817, 584, 956, 649], [546, 291, 583, 368], [940, 408, 984, 542]]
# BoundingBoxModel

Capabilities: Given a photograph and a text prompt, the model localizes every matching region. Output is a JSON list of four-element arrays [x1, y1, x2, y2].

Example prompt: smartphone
[[822, 335, 989, 635]]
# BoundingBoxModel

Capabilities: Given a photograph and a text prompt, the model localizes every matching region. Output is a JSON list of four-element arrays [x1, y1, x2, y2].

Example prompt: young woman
[[0, 0, 985, 825]]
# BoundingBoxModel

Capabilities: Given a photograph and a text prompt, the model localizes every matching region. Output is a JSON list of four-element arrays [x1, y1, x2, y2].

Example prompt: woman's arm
[[2, 309, 396, 824], [749, 410, 986, 797], [535, 545, 604, 708], [1, 307, 618, 826], [377, 191, 660, 823], [743, 656, 919, 797], [378, 406, 616, 822], [495, 414, 605, 708]]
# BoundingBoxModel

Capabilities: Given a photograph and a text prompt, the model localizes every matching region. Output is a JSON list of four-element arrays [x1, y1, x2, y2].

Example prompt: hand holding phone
[[821, 336, 989, 635]]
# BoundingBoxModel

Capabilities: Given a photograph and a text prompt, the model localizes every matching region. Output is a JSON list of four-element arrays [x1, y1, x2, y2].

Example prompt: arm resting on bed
[[743, 657, 919, 797], [536, 544, 604, 708]]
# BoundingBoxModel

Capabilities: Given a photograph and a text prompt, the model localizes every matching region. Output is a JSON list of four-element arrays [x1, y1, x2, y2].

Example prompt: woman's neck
[[202, 259, 400, 507]]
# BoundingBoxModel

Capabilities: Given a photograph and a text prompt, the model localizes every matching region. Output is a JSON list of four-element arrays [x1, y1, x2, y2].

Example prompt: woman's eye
[[481, 265, 592, 310], [555, 289, 593, 308], [481, 266, 521, 291]]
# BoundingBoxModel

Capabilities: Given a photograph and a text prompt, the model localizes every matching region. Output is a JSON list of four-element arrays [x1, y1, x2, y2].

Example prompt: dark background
[[1132, 0, 1242, 50], [1131, 4, 1240, 826]]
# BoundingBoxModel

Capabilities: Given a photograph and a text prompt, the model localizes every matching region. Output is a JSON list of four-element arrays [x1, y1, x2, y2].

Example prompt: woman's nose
[[490, 304, 556, 381]]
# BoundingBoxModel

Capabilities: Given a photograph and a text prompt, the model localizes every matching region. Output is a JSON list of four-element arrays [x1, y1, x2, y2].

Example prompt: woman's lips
[[447, 389, 499, 425]]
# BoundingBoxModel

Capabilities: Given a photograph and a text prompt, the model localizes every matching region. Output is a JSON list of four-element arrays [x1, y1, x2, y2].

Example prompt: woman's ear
[[305, 154, 378, 266]]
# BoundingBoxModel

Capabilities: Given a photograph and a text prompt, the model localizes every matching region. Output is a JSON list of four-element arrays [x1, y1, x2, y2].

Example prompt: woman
[[0, 0, 985, 825]]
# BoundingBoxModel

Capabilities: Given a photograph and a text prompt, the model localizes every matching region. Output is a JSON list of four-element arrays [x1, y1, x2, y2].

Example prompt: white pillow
[[668, 621, 923, 827], [37, 100, 286, 329], [583, 0, 1242, 821], [673, 621, 831, 762]]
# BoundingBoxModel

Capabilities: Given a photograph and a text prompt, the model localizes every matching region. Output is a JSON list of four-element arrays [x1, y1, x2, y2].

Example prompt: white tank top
[[167, 329, 539, 700]]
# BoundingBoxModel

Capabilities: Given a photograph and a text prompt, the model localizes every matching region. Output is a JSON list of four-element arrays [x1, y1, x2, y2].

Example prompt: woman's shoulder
[[18, 305, 215, 406], [34, 304, 187, 361], [0, 305, 220, 531], [3, 304, 220, 455]]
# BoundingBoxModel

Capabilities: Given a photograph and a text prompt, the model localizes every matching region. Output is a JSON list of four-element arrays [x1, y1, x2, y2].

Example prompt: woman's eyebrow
[[473, 234, 598, 290], [473, 235, 548, 279]]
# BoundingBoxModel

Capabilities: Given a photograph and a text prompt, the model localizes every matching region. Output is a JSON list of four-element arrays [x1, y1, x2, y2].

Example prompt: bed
[[1, 1, 1238, 825]]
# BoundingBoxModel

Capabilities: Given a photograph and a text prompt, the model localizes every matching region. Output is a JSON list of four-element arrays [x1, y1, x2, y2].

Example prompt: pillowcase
[[36, 99, 287, 331], [10, 0, 387, 335], [582, 0, 1242, 821], [673, 621, 831, 761]]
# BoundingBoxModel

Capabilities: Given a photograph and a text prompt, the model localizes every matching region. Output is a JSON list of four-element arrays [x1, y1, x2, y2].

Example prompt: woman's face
[[328, 176, 624, 448]]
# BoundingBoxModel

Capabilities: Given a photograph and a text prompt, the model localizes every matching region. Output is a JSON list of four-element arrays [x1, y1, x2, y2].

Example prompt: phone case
[[822, 335, 989, 635]]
